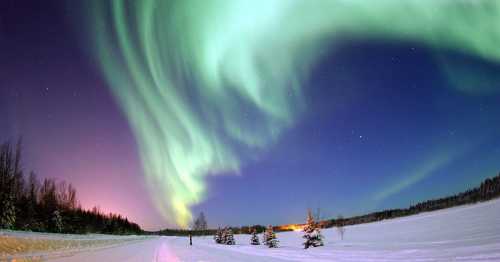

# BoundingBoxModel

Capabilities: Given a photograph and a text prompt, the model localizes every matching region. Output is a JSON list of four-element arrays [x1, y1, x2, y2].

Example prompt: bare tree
[[56, 181, 77, 210], [67, 183, 77, 210], [337, 215, 345, 240], [193, 212, 207, 230], [314, 207, 322, 221]]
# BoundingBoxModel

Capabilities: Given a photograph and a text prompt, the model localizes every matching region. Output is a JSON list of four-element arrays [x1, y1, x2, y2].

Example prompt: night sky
[[1, 1, 499, 230]]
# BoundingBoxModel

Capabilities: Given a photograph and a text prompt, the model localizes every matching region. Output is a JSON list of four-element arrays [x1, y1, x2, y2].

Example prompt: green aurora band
[[373, 144, 470, 202], [85, 0, 500, 227]]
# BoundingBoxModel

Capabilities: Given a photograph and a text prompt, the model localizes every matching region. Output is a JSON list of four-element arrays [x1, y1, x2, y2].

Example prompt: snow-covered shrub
[[303, 210, 324, 249], [225, 228, 236, 245], [214, 227, 224, 244], [264, 225, 279, 248], [250, 229, 260, 245]]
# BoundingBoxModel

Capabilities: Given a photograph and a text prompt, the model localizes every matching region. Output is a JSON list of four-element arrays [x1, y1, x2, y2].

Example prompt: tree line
[[0, 139, 142, 234], [324, 172, 500, 228], [161, 172, 500, 236]]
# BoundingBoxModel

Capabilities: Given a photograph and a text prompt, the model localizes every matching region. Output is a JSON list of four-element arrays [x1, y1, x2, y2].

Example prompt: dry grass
[[0, 233, 149, 261]]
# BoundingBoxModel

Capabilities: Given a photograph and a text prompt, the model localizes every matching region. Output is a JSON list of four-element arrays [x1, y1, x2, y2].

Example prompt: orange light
[[279, 224, 304, 232]]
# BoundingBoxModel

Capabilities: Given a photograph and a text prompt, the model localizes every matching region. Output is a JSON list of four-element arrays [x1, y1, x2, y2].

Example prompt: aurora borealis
[[1, 0, 499, 229], [82, 0, 500, 227]]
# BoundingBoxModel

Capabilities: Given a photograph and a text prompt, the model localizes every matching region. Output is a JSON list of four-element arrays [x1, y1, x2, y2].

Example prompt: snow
[[3, 198, 500, 261], [0, 231, 150, 260]]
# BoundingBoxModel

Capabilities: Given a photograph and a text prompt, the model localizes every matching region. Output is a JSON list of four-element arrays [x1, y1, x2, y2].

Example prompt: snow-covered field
[[3, 198, 500, 261]]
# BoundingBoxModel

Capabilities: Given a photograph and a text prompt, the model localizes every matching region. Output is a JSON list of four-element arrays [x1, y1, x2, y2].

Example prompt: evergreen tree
[[264, 225, 279, 248], [0, 139, 143, 235], [262, 228, 267, 245], [12, 140, 25, 227], [224, 228, 236, 245], [0, 192, 16, 229], [0, 142, 16, 229], [52, 210, 63, 233], [214, 227, 223, 244], [220, 227, 227, 244], [20, 172, 38, 230], [40, 178, 58, 231], [250, 229, 260, 245], [303, 209, 324, 249]]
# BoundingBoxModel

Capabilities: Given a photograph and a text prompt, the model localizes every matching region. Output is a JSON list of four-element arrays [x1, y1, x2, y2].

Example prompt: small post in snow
[[189, 230, 192, 246]]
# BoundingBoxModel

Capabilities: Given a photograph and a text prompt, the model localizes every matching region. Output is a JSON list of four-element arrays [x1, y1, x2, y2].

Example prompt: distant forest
[[157, 170, 496, 234], [158, 173, 500, 236], [0, 140, 142, 234], [323, 172, 500, 229]]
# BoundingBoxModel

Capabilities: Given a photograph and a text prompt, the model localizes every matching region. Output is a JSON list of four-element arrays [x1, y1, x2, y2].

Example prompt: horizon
[[152, 172, 500, 231]]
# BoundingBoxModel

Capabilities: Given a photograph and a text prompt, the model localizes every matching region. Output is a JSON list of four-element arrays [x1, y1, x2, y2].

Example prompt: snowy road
[[52, 237, 288, 262], [5, 198, 500, 261]]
